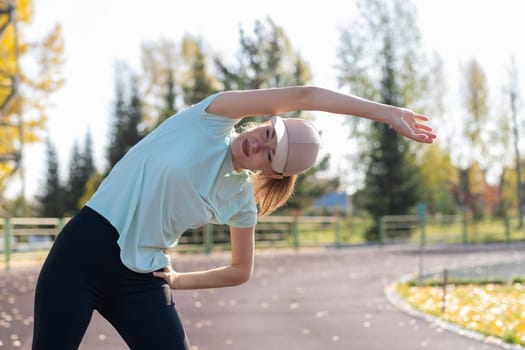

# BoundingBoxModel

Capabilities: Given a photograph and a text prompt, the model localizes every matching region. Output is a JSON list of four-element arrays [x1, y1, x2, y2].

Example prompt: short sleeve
[[227, 197, 257, 228]]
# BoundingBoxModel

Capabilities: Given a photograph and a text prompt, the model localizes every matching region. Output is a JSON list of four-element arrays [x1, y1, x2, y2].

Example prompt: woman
[[32, 86, 435, 349]]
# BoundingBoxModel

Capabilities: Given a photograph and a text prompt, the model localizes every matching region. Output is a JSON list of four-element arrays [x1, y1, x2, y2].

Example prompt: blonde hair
[[251, 172, 297, 217], [236, 121, 298, 216]]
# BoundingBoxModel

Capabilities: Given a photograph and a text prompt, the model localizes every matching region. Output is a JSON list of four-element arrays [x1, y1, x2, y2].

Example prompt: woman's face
[[231, 122, 282, 178]]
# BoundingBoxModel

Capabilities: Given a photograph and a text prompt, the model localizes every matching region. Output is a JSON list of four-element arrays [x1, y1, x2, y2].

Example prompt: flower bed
[[397, 282, 525, 346]]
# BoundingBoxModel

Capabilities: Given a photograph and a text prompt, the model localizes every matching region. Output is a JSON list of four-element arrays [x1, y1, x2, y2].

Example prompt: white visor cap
[[270, 116, 321, 176]]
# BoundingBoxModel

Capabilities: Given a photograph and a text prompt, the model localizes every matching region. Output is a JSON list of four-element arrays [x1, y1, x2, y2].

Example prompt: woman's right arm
[[207, 86, 435, 144]]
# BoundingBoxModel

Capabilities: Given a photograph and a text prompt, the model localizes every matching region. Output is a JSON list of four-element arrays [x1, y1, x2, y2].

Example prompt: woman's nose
[[253, 139, 271, 153]]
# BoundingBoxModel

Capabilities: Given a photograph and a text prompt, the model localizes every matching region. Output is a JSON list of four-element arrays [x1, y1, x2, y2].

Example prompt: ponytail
[[251, 172, 297, 217]]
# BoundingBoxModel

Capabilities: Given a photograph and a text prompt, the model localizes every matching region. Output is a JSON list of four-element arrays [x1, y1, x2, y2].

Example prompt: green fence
[[0, 216, 346, 271], [175, 216, 347, 252], [2, 214, 525, 271], [380, 214, 525, 245]]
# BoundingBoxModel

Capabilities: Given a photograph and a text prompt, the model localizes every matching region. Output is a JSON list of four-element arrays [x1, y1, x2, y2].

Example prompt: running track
[[1, 243, 524, 349]]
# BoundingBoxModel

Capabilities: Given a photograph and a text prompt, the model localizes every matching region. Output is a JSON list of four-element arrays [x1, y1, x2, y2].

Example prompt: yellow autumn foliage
[[0, 0, 64, 193], [398, 283, 525, 346]]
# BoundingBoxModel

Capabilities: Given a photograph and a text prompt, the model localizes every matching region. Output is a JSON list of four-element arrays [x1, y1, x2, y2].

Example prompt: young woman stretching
[[32, 86, 435, 349]]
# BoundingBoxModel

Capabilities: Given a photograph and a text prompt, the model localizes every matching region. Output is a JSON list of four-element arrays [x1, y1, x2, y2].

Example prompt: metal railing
[[0, 216, 342, 271], [379, 214, 521, 245], [3, 213, 524, 271]]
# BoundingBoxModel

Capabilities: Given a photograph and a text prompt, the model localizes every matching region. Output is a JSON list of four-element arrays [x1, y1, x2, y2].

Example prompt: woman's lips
[[242, 139, 249, 157]]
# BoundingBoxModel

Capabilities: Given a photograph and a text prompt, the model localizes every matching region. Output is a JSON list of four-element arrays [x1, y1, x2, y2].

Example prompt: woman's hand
[[389, 107, 436, 144], [153, 265, 180, 289], [151, 227, 254, 291]]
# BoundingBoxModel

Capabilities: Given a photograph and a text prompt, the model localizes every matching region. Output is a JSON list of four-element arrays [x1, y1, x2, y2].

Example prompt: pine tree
[[181, 36, 217, 107], [337, 0, 430, 240], [127, 76, 144, 146], [106, 65, 143, 170], [36, 139, 63, 217], [64, 130, 96, 214], [107, 67, 128, 169], [64, 141, 83, 215], [81, 130, 95, 183], [214, 17, 308, 129], [214, 17, 335, 213], [156, 68, 177, 125]]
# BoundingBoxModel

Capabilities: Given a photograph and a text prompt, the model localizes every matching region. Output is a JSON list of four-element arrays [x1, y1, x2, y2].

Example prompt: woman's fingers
[[414, 114, 429, 121], [153, 266, 173, 283], [415, 123, 433, 132]]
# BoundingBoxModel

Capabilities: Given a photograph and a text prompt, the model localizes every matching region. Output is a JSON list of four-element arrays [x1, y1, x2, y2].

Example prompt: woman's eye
[[266, 129, 270, 139], [267, 152, 272, 162]]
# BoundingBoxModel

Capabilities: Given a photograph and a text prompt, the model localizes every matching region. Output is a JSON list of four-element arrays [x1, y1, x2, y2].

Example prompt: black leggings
[[32, 206, 189, 349]]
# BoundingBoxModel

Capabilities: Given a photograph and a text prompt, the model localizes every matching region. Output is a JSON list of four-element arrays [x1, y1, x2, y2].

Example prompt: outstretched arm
[[153, 226, 254, 289], [207, 86, 436, 144]]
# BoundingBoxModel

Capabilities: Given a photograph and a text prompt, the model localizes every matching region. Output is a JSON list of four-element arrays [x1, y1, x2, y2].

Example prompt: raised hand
[[390, 108, 436, 144]]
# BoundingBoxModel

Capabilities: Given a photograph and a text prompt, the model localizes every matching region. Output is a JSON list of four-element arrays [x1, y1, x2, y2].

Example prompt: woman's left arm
[[153, 226, 254, 289]]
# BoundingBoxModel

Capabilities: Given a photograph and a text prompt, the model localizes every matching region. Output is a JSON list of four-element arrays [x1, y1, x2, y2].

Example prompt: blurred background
[[1, 0, 525, 244], [2, 2, 525, 348]]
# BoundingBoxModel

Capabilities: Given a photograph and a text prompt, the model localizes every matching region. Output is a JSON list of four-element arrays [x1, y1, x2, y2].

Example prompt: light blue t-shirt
[[87, 93, 257, 273]]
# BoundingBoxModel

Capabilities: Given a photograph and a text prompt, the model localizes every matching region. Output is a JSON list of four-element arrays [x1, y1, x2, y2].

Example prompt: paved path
[[1, 243, 524, 349]]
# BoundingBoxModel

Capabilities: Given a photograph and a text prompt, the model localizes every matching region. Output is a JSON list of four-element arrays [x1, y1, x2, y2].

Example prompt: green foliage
[[63, 131, 95, 215], [106, 64, 144, 171], [214, 17, 297, 91], [36, 130, 96, 217], [406, 279, 508, 287], [214, 17, 311, 130], [283, 155, 339, 212], [36, 139, 63, 217], [78, 172, 104, 208], [140, 39, 179, 128], [181, 36, 218, 107], [337, 0, 433, 240], [417, 144, 458, 214], [456, 60, 493, 219], [155, 68, 177, 126], [212, 17, 335, 212], [0, 1, 65, 197]]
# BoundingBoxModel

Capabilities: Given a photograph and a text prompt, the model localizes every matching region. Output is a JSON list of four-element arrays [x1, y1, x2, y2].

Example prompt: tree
[[337, 0, 433, 240], [214, 17, 311, 128], [505, 57, 523, 227], [127, 76, 144, 143], [36, 138, 63, 217], [284, 155, 339, 214], [180, 35, 218, 106], [64, 141, 82, 214], [417, 144, 458, 215], [214, 17, 334, 212], [106, 64, 144, 170], [457, 59, 490, 218], [78, 172, 104, 208], [462, 59, 490, 166], [64, 130, 95, 214], [107, 65, 127, 168], [140, 39, 179, 128], [0, 0, 64, 196], [81, 130, 95, 185], [158, 68, 177, 124]]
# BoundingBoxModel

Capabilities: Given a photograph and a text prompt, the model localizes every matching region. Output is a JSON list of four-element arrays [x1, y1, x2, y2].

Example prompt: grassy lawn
[[397, 282, 525, 346]]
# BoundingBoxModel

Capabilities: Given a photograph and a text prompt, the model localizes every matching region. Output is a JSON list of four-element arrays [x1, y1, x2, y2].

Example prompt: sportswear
[[87, 93, 257, 273]]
